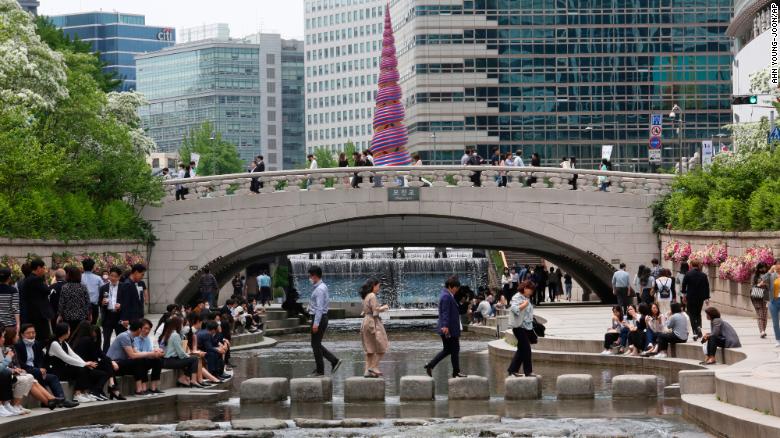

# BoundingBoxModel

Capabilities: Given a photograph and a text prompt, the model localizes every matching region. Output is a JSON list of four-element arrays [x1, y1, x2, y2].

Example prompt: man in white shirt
[[99, 267, 123, 352], [81, 258, 103, 324], [460, 149, 472, 165], [307, 154, 318, 189], [513, 151, 525, 167]]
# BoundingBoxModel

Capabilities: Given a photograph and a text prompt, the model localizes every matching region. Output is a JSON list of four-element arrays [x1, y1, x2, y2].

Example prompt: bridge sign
[[388, 187, 420, 201]]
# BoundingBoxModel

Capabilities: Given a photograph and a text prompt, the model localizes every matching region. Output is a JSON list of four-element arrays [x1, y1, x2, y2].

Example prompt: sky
[[38, 0, 305, 40]]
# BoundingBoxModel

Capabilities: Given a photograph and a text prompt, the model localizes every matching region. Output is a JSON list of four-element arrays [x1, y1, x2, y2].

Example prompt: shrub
[[100, 200, 136, 238], [704, 197, 747, 231], [665, 192, 706, 230], [748, 179, 780, 230]]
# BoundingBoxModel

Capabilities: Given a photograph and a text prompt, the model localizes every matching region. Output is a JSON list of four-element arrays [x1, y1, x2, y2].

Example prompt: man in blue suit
[[425, 276, 467, 378]]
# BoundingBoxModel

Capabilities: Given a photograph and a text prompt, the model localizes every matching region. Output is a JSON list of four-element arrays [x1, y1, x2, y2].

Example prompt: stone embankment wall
[[0, 238, 149, 268], [659, 231, 780, 316]]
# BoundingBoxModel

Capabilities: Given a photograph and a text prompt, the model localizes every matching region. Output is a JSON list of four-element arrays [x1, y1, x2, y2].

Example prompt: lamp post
[[430, 132, 437, 165], [669, 105, 683, 174]]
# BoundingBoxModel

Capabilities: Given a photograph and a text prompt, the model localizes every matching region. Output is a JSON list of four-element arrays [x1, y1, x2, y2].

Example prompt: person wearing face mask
[[307, 266, 342, 377], [15, 324, 77, 407]]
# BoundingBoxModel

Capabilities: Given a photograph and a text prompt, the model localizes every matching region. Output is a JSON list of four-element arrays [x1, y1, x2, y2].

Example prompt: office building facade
[[17, 0, 38, 15], [728, 0, 777, 124], [304, 0, 385, 155], [391, 0, 733, 168], [244, 33, 306, 170], [49, 12, 175, 92], [136, 40, 263, 162]]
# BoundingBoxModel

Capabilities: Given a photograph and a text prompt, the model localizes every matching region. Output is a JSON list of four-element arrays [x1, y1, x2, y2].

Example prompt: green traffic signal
[[749, 95, 758, 104], [732, 95, 758, 105]]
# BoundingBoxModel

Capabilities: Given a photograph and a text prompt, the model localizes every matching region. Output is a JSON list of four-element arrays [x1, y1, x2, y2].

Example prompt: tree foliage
[[179, 121, 244, 176], [0, 1, 162, 242]]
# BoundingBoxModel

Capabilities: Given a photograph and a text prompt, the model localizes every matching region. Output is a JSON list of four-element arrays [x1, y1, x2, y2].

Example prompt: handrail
[[161, 165, 675, 186]]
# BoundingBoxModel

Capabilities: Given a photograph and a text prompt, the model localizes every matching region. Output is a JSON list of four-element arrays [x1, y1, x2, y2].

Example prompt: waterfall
[[289, 248, 488, 308]]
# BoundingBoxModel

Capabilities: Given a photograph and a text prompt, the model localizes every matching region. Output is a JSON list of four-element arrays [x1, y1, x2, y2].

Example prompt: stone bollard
[[344, 377, 385, 402], [290, 377, 333, 402], [611, 374, 657, 398], [505, 375, 542, 400], [556, 374, 594, 399], [240, 377, 289, 403], [448, 376, 489, 400], [400, 376, 435, 401]]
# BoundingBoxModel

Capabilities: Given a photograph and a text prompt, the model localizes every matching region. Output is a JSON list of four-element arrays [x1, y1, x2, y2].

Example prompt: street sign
[[769, 127, 780, 142], [648, 114, 663, 163]]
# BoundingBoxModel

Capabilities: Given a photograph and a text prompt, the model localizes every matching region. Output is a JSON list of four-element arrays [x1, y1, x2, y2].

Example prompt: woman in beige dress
[[360, 279, 389, 378]]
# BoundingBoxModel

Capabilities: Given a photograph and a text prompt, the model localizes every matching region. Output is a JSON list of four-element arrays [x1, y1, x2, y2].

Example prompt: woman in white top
[[507, 280, 536, 377], [500, 152, 514, 187], [46, 323, 109, 403], [654, 268, 675, 315], [633, 265, 655, 306], [501, 268, 512, 303], [645, 303, 667, 351]]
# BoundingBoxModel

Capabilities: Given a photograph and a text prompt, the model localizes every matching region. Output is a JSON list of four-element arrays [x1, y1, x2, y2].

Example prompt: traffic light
[[732, 95, 758, 105]]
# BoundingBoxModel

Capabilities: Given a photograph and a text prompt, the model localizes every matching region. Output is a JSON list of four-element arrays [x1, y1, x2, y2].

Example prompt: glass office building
[[391, 0, 734, 169], [17, 0, 39, 15], [48, 12, 175, 92], [136, 41, 262, 161], [281, 40, 306, 169]]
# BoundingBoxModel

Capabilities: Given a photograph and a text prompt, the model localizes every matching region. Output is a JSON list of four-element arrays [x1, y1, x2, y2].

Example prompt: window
[[266, 53, 276, 64], [267, 96, 276, 107], [268, 125, 277, 135], [267, 82, 276, 93], [267, 68, 276, 79], [268, 111, 276, 121], [268, 139, 277, 149]]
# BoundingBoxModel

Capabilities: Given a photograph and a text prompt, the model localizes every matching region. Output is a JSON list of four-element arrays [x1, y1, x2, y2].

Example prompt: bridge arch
[[143, 167, 667, 311]]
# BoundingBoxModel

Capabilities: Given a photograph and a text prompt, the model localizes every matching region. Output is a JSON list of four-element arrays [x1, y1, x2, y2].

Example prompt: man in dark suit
[[682, 260, 710, 340], [425, 276, 467, 378], [118, 264, 147, 329], [99, 266, 125, 352], [22, 259, 54, 341], [48, 269, 66, 328]]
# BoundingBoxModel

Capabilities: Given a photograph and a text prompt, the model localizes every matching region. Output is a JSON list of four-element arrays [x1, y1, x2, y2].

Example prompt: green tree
[[344, 141, 357, 166], [179, 122, 244, 176], [312, 146, 337, 168]]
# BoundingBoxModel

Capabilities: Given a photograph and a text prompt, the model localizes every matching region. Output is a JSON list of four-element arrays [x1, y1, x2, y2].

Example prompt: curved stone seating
[[612, 374, 657, 398], [344, 377, 385, 402], [290, 377, 332, 402], [448, 375, 489, 400], [400, 375, 435, 401], [556, 374, 594, 399], [505, 375, 542, 400], [240, 377, 289, 403]]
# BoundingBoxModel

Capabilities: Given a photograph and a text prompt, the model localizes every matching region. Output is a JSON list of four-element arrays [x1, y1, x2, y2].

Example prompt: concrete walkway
[[528, 305, 780, 436]]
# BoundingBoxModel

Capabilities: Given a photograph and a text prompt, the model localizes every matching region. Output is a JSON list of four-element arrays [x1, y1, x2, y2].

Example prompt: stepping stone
[[458, 414, 501, 423], [505, 375, 542, 400], [294, 418, 342, 428], [344, 376, 385, 402], [240, 377, 289, 403], [290, 377, 332, 402], [231, 419, 289, 430], [556, 374, 594, 399], [448, 375, 489, 400], [175, 419, 219, 431], [400, 375, 435, 401], [611, 374, 657, 398], [340, 418, 381, 428]]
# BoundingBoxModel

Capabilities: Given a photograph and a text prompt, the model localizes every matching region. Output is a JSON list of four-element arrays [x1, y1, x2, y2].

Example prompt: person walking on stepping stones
[[307, 266, 342, 376], [359, 278, 389, 378], [425, 276, 467, 378]]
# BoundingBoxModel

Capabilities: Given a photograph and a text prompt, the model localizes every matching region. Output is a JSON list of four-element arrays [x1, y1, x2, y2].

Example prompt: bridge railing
[[160, 166, 673, 201]]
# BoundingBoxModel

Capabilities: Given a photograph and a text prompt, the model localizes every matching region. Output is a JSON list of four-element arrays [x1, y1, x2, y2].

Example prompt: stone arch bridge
[[141, 166, 672, 312]]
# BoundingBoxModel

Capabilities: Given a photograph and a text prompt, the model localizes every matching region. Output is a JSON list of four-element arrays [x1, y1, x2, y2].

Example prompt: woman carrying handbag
[[507, 280, 537, 377], [751, 263, 770, 339]]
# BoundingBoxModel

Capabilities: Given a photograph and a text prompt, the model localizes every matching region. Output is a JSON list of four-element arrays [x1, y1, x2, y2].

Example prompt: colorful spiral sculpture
[[369, 4, 412, 166]]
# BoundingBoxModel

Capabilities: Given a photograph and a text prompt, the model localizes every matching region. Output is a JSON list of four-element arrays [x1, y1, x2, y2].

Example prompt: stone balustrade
[[160, 166, 673, 202]]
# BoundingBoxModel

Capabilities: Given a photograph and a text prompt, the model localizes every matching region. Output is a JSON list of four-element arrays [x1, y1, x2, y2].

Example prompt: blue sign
[[769, 127, 780, 142], [651, 114, 663, 126], [649, 136, 662, 149]]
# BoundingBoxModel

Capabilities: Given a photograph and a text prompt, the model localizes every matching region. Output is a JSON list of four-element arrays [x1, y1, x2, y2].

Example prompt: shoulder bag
[[751, 284, 768, 300]]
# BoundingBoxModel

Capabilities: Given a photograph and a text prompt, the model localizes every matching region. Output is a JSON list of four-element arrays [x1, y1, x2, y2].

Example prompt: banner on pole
[[702, 141, 713, 166], [190, 152, 201, 167]]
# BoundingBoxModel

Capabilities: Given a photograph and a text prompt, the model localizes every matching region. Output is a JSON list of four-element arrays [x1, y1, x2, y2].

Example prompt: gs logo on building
[[157, 28, 174, 42]]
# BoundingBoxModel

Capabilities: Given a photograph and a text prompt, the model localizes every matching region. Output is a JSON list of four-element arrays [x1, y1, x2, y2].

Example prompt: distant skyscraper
[[391, 0, 734, 169], [137, 39, 262, 162], [17, 0, 38, 15], [304, 0, 385, 155], [244, 33, 306, 170], [48, 12, 175, 91], [178, 23, 231, 44]]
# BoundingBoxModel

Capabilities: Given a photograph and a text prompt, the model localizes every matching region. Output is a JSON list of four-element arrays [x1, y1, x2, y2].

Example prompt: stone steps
[[263, 317, 304, 330], [264, 325, 310, 336], [683, 393, 780, 437]]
